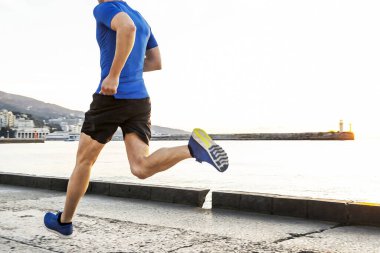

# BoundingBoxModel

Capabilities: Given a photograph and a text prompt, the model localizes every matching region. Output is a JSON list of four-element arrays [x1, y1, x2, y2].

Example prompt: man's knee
[[130, 158, 151, 180], [76, 156, 96, 169]]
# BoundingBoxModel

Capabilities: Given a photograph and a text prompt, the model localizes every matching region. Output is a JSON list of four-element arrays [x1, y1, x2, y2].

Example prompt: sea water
[[1, 139, 379, 203]]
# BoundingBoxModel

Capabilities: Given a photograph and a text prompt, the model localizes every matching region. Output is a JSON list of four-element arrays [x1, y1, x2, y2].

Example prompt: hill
[[0, 91, 84, 120], [152, 125, 189, 135]]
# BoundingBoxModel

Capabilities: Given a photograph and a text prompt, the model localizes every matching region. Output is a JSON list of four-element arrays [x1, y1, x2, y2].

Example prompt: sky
[[0, 0, 379, 137]]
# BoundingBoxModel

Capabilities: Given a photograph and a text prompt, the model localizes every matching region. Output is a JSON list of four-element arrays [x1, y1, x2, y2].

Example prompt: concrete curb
[[2, 173, 380, 226], [0, 173, 209, 207], [212, 191, 380, 227]]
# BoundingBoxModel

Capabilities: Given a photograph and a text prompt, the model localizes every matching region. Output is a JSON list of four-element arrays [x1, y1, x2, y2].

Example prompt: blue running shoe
[[188, 128, 229, 172], [44, 211, 73, 238]]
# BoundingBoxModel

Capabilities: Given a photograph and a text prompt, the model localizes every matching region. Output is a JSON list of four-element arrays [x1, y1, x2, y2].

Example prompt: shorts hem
[[123, 130, 150, 146], [81, 130, 110, 145]]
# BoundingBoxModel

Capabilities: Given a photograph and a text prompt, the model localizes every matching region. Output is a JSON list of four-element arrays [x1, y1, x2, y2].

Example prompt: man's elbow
[[155, 61, 162, 70], [150, 58, 162, 71]]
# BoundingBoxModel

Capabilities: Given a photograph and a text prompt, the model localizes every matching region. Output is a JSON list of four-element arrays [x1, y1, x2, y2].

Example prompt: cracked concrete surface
[[1, 185, 380, 252], [273, 224, 344, 244]]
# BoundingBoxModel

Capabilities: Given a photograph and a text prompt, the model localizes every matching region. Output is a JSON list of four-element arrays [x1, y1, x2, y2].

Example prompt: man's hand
[[100, 75, 119, 95]]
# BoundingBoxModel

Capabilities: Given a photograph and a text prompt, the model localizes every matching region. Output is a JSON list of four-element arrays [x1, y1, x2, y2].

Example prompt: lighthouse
[[339, 120, 344, 132]]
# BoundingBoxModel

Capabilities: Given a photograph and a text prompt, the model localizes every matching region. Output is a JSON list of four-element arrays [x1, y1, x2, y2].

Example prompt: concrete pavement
[[1, 185, 380, 253]]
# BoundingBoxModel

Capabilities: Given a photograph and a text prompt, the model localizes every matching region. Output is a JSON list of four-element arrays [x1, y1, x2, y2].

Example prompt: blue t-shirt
[[93, 1, 158, 99]]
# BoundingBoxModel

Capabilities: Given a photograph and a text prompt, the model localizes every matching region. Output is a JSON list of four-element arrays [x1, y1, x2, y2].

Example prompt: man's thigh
[[124, 133, 149, 167]]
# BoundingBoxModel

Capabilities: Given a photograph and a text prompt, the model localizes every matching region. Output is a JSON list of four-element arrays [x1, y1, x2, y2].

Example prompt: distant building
[[69, 124, 82, 133], [1, 110, 9, 128], [48, 118, 65, 125], [45, 131, 69, 141], [14, 118, 35, 128], [15, 127, 50, 139], [61, 125, 70, 132], [151, 129, 170, 137], [49, 118, 82, 126], [0, 110, 16, 128], [60, 122, 70, 132], [8, 112, 15, 127]]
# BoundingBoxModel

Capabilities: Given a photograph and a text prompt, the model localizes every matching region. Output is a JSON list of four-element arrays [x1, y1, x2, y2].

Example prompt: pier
[[151, 132, 355, 141]]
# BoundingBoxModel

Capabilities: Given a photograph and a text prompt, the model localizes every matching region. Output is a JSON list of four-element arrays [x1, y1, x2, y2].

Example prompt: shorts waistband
[[92, 93, 150, 102]]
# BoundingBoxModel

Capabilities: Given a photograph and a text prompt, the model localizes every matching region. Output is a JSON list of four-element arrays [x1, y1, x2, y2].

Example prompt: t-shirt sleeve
[[93, 3, 122, 29], [146, 29, 158, 50]]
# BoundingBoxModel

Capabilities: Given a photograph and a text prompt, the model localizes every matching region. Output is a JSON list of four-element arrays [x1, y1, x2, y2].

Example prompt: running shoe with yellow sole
[[188, 128, 229, 172]]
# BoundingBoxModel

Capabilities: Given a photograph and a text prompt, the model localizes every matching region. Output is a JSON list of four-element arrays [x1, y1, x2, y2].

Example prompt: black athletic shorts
[[81, 93, 151, 145]]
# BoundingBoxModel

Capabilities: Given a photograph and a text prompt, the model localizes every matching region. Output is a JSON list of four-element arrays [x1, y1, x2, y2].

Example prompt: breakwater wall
[[0, 139, 45, 144], [152, 132, 355, 141]]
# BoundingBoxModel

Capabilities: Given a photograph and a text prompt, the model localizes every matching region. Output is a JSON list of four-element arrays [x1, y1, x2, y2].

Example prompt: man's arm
[[101, 12, 136, 95], [144, 47, 162, 72]]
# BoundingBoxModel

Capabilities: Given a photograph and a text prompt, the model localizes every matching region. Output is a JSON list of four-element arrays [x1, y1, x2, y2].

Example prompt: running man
[[44, 0, 229, 237]]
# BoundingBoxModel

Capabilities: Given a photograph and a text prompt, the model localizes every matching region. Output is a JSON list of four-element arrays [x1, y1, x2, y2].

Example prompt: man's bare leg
[[60, 133, 105, 223], [124, 133, 191, 179]]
